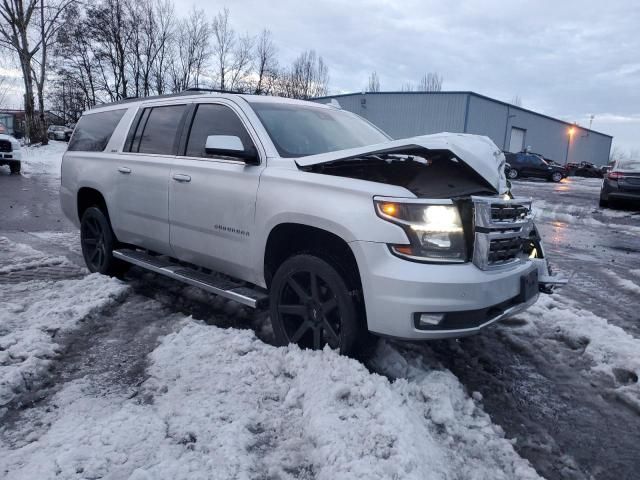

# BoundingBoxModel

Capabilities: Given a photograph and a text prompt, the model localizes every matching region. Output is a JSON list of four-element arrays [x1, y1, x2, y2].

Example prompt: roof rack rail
[[183, 87, 249, 95], [91, 87, 251, 109]]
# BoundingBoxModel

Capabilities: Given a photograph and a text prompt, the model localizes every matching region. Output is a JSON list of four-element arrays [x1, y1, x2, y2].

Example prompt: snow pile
[[20, 141, 67, 179], [0, 236, 71, 274], [1, 321, 542, 480]]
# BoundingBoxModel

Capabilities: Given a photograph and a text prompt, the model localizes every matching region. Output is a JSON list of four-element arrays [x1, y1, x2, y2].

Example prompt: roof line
[[313, 91, 613, 138]]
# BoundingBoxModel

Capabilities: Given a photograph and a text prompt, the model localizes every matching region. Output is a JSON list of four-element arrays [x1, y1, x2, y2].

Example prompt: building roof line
[[312, 91, 613, 139]]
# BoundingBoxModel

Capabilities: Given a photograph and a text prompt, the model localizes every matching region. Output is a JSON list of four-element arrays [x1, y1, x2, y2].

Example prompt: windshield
[[617, 159, 640, 171], [250, 103, 390, 158]]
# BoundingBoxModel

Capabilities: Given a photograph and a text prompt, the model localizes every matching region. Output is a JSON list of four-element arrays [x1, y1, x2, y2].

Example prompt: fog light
[[419, 313, 444, 326]]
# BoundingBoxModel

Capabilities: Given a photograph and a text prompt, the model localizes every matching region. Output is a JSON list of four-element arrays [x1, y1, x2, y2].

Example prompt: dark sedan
[[504, 152, 566, 182], [600, 158, 640, 208]]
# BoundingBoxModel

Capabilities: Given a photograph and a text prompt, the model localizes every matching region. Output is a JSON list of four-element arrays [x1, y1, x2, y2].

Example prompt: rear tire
[[599, 197, 609, 208], [550, 171, 563, 182], [269, 254, 361, 356], [80, 206, 128, 277], [9, 162, 20, 174], [507, 169, 518, 179]]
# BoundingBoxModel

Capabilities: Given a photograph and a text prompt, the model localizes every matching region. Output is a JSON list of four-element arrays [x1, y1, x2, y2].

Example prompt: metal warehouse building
[[313, 92, 613, 166]]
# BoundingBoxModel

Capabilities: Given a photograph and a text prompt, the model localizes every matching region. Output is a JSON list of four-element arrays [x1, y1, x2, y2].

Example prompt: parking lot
[[1, 144, 639, 479]]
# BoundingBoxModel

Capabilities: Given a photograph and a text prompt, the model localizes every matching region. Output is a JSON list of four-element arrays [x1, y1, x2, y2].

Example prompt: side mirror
[[204, 135, 259, 165]]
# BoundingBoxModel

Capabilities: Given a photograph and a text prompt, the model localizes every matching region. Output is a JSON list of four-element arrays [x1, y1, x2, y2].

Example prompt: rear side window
[[67, 109, 126, 152], [127, 104, 186, 155], [184, 104, 254, 158]]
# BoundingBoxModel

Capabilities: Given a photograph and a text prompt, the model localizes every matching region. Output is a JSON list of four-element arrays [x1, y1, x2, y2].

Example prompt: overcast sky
[[181, 0, 639, 154]]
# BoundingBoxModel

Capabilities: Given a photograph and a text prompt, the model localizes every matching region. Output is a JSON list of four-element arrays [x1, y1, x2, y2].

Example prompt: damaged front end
[[297, 133, 566, 294]]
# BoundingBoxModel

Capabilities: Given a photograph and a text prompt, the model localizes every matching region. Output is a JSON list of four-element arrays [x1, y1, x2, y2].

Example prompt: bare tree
[[401, 82, 414, 92], [55, 6, 99, 107], [150, 0, 174, 95], [0, 0, 40, 141], [211, 7, 233, 90], [511, 95, 522, 107], [31, 0, 75, 142], [0, 59, 17, 107], [87, 0, 131, 101], [170, 7, 210, 91], [253, 29, 277, 95], [281, 49, 328, 99], [417, 72, 442, 92], [367, 71, 380, 92], [227, 32, 253, 91]]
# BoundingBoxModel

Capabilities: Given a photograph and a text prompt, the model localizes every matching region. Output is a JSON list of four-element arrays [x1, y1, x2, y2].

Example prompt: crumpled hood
[[296, 132, 508, 195]]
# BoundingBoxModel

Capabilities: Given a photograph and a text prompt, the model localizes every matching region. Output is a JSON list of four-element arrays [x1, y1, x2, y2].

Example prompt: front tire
[[9, 162, 20, 174], [269, 254, 361, 355], [507, 168, 519, 179], [599, 197, 609, 208], [80, 206, 128, 276]]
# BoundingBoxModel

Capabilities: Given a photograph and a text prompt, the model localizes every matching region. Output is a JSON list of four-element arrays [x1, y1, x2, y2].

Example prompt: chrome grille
[[471, 196, 533, 270]]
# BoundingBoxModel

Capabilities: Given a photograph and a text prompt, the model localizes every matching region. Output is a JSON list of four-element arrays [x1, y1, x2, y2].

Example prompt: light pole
[[565, 126, 575, 165]]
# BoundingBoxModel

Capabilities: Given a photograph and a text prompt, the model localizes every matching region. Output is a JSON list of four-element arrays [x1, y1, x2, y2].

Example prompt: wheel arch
[[77, 187, 110, 222], [263, 222, 363, 292]]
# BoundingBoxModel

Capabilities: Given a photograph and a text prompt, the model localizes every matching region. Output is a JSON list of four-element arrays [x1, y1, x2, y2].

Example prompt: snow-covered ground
[[0, 237, 128, 410], [0, 236, 540, 479], [2, 145, 640, 479]]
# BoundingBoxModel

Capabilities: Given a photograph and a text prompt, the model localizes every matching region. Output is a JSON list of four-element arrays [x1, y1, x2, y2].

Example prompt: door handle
[[172, 173, 191, 183], [117, 166, 131, 174]]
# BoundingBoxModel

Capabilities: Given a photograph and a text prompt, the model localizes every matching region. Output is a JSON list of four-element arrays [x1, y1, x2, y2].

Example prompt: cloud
[[176, 0, 638, 150]]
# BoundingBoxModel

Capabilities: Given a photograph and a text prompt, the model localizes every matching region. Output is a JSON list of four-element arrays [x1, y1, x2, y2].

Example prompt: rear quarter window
[[126, 104, 187, 155], [67, 109, 127, 152]]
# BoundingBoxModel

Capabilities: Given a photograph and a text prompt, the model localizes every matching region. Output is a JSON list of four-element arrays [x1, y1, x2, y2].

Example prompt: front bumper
[[0, 149, 21, 164], [350, 240, 541, 340]]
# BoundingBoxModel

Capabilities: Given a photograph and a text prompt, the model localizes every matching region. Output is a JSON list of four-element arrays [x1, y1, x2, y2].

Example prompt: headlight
[[375, 200, 466, 263]]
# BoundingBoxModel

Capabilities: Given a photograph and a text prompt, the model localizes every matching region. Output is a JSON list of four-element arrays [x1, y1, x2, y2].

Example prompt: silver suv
[[60, 90, 564, 355]]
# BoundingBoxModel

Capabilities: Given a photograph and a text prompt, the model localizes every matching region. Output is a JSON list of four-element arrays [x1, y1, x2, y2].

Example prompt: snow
[[0, 236, 71, 274], [30, 231, 82, 256], [517, 294, 640, 404], [1, 321, 541, 480], [603, 270, 640, 295], [19, 141, 67, 179], [0, 237, 128, 409]]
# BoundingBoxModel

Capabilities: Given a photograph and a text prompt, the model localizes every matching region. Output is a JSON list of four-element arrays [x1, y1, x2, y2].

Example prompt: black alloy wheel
[[551, 171, 563, 182], [270, 254, 359, 354], [80, 206, 127, 276]]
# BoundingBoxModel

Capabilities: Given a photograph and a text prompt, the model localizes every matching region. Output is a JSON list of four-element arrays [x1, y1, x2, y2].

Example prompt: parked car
[[0, 132, 22, 174], [504, 152, 566, 182], [60, 92, 564, 356], [600, 158, 640, 208], [47, 124, 73, 141], [567, 161, 603, 178], [600, 165, 613, 176]]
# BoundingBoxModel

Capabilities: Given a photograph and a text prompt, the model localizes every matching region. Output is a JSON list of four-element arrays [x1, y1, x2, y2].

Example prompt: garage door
[[509, 127, 526, 153]]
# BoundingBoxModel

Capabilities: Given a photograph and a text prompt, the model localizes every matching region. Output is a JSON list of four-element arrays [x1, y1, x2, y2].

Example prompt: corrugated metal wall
[[314, 92, 612, 165], [319, 92, 467, 139], [465, 95, 612, 165]]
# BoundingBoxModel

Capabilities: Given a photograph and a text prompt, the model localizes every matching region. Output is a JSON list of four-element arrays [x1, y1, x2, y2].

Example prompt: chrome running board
[[113, 249, 268, 308]]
